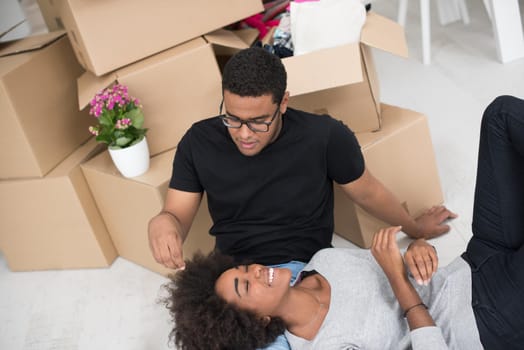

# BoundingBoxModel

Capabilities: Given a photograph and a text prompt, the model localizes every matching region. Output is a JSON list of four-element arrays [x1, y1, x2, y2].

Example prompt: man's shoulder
[[286, 108, 352, 131], [190, 115, 221, 131], [183, 116, 226, 142], [176, 116, 229, 158], [286, 107, 332, 121]]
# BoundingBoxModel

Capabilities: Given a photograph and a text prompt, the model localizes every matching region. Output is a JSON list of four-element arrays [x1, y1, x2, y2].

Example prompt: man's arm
[[339, 167, 456, 239], [148, 188, 202, 270]]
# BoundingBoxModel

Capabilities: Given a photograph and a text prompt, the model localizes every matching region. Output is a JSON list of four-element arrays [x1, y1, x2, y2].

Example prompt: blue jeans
[[461, 96, 524, 349], [257, 260, 306, 350]]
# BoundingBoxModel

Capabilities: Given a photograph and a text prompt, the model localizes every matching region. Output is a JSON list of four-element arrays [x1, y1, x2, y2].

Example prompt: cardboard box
[[0, 138, 117, 271], [0, 31, 92, 179], [334, 104, 444, 248], [287, 12, 408, 132], [58, 0, 263, 76], [77, 30, 249, 157], [37, 0, 65, 32], [81, 148, 215, 276]]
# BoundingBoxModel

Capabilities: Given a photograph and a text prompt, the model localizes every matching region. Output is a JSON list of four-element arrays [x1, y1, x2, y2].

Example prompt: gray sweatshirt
[[285, 248, 483, 349]]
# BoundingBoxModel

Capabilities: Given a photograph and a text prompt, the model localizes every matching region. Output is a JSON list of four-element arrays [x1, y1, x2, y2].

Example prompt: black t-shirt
[[170, 108, 365, 265]]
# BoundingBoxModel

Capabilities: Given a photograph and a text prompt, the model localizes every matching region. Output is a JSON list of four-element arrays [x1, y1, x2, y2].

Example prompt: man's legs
[[258, 260, 306, 350], [464, 95, 524, 349]]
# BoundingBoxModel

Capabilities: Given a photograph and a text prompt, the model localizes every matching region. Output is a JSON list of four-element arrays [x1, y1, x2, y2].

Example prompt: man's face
[[222, 90, 288, 157]]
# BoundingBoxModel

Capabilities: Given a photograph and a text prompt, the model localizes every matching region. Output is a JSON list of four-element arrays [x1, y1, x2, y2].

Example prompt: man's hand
[[404, 239, 437, 286], [414, 205, 458, 239], [371, 226, 406, 281], [148, 212, 186, 270]]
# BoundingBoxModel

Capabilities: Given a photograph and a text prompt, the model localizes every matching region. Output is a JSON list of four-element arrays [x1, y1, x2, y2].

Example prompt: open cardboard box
[[334, 104, 444, 248], [77, 30, 251, 158], [0, 138, 117, 271], [0, 31, 92, 179], [287, 12, 408, 132], [58, 0, 263, 76], [81, 148, 215, 277], [77, 11, 407, 157]]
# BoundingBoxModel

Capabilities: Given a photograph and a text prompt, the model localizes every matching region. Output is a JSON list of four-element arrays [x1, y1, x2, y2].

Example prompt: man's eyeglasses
[[219, 100, 281, 133]]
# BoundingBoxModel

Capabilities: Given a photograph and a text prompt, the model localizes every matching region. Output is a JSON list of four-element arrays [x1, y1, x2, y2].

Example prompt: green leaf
[[95, 135, 109, 144], [126, 108, 145, 129], [96, 128, 113, 144], [129, 135, 145, 146], [115, 136, 132, 147], [98, 113, 113, 127], [114, 129, 125, 138]]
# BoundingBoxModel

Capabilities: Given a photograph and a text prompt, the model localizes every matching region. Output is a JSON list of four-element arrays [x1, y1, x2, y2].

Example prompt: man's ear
[[280, 91, 290, 114], [260, 316, 271, 327]]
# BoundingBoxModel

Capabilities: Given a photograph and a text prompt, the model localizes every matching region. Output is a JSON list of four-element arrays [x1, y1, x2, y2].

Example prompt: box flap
[[356, 104, 424, 149], [81, 147, 175, 187], [360, 12, 408, 58], [114, 37, 209, 83], [232, 28, 259, 46], [77, 70, 118, 110], [204, 29, 251, 50], [0, 31, 65, 57], [132, 148, 176, 187], [48, 138, 105, 177], [284, 43, 363, 96]]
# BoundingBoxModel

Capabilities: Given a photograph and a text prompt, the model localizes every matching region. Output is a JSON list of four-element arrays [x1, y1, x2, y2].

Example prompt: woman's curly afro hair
[[162, 251, 286, 350]]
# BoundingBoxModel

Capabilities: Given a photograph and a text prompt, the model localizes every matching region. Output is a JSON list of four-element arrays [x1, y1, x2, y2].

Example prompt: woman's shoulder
[[314, 247, 371, 259], [308, 248, 373, 272]]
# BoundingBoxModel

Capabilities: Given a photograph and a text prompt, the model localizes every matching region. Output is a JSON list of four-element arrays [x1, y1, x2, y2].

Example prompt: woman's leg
[[465, 95, 524, 349]]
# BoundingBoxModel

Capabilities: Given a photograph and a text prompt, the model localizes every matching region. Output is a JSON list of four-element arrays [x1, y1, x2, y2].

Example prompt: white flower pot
[[108, 137, 150, 178]]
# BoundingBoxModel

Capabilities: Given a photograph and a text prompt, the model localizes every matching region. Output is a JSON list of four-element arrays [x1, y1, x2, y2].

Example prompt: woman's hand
[[371, 227, 438, 332], [371, 226, 406, 281], [404, 239, 438, 286]]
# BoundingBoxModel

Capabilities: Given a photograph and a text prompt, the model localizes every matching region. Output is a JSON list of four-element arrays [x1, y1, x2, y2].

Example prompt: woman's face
[[215, 264, 292, 317]]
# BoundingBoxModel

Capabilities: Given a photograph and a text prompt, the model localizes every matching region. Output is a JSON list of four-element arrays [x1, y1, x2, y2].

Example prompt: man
[[149, 47, 455, 348]]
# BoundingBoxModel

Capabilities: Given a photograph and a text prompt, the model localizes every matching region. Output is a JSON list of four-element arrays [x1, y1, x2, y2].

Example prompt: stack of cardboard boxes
[[0, 31, 117, 270], [0, 0, 262, 275], [0, 0, 443, 276]]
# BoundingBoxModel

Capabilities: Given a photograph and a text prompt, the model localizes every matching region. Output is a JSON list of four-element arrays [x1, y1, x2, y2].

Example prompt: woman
[[163, 95, 524, 350]]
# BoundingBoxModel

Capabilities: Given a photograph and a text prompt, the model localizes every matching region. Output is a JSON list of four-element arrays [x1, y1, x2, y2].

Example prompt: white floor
[[1, 1, 524, 349]]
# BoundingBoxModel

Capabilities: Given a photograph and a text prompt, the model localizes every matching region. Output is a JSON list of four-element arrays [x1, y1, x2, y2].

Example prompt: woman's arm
[[370, 227, 435, 330]]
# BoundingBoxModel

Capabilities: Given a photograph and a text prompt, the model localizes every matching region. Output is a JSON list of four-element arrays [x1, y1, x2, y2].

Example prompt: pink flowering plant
[[88, 84, 148, 149]]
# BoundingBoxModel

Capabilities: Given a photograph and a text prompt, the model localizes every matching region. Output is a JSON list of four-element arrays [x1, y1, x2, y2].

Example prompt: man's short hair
[[222, 47, 287, 104], [162, 251, 285, 350]]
